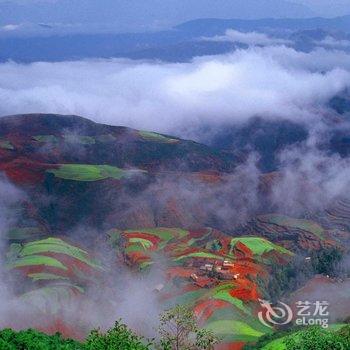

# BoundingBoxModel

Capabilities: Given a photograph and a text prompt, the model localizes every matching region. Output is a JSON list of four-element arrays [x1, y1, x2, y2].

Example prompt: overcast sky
[[1, 0, 349, 16], [295, 0, 350, 16]]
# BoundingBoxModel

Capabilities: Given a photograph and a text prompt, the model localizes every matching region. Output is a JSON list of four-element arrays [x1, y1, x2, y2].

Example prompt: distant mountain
[[1, 14, 350, 63], [0, 32, 238, 62], [0, 0, 314, 30], [176, 15, 350, 36]]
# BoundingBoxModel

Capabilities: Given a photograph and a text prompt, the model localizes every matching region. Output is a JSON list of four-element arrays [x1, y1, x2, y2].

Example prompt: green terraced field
[[164, 289, 209, 309], [229, 237, 292, 256], [206, 320, 265, 341], [129, 237, 154, 249], [34, 134, 96, 145], [28, 273, 69, 282], [47, 164, 146, 181], [207, 305, 271, 335], [7, 238, 102, 276], [124, 228, 189, 242], [111, 227, 290, 345], [125, 244, 149, 254], [174, 251, 224, 261], [0, 139, 14, 150], [20, 238, 101, 269], [33, 135, 59, 143], [212, 289, 250, 314], [7, 254, 68, 271], [138, 130, 179, 144], [259, 214, 325, 239]]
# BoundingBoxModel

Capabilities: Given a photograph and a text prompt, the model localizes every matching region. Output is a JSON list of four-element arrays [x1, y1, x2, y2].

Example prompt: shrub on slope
[[0, 328, 83, 350], [0, 322, 152, 350], [244, 325, 350, 350]]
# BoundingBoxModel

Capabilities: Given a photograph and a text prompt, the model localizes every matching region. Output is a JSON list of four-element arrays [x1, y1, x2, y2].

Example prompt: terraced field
[[138, 130, 179, 144], [34, 131, 179, 146], [6, 237, 102, 316], [33, 135, 60, 143], [243, 214, 331, 251], [110, 227, 292, 348], [0, 115, 348, 349], [229, 237, 292, 257], [326, 198, 350, 231], [259, 215, 325, 239], [47, 164, 146, 181]]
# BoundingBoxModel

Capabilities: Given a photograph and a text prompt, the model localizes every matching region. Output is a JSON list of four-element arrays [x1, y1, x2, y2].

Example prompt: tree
[[85, 320, 153, 350], [267, 247, 346, 302], [311, 247, 343, 277], [195, 329, 219, 350], [0, 328, 83, 350], [284, 326, 349, 350], [244, 325, 350, 350], [158, 305, 218, 350]]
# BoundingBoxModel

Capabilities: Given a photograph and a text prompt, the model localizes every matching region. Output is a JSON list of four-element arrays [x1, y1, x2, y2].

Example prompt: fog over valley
[[0, 3, 349, 350]]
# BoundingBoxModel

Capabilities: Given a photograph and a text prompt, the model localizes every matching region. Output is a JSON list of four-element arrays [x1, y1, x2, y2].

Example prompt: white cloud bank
[[1, 24, 22, 31], [316, 36, 350, 49], [0, 45, 349, 136], [204, 29, 292, 46]]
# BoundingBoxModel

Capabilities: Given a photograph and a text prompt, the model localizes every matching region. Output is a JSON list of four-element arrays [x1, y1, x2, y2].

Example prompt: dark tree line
[[267, 247, 346, 301]]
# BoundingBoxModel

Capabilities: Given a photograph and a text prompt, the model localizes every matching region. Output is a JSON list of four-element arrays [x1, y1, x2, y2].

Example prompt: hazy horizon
[[0, 0, 349, 34]]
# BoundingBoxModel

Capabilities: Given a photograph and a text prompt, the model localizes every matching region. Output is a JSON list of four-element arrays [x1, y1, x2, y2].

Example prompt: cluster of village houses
[[189, 259, 240, 288]]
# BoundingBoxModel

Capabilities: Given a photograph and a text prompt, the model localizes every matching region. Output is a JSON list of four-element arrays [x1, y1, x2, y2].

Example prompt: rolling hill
[[0, 113, 349, 349]]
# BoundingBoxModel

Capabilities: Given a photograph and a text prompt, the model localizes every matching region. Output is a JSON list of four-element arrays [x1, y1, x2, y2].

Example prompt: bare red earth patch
[[215, 341, 245, 350], [0, 158, 58, 184], [194, 299, 230, 322]]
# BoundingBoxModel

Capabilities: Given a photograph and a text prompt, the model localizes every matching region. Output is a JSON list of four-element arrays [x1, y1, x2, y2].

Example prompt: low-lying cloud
[[204, 29, 292, 46], [0, 45, 349, 138], [317, 36, 350, 49], [0, 40, 350, 336], [0, 183, 165, 335]]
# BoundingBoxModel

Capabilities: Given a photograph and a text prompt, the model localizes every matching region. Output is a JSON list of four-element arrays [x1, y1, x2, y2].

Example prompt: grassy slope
[[229, 237, 292, 256], [47, 164, 145, 181], [138, 130, 179, 143]]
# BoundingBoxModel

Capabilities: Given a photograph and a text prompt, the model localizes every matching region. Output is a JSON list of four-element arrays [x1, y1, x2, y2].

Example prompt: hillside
[[0, 114, 349, 349]]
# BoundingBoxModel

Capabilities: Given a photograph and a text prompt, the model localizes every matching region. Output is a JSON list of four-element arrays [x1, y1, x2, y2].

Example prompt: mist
[[0, 45, 349, 140], [0, 176, 164, 336], [0, 26, 349, 343]]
